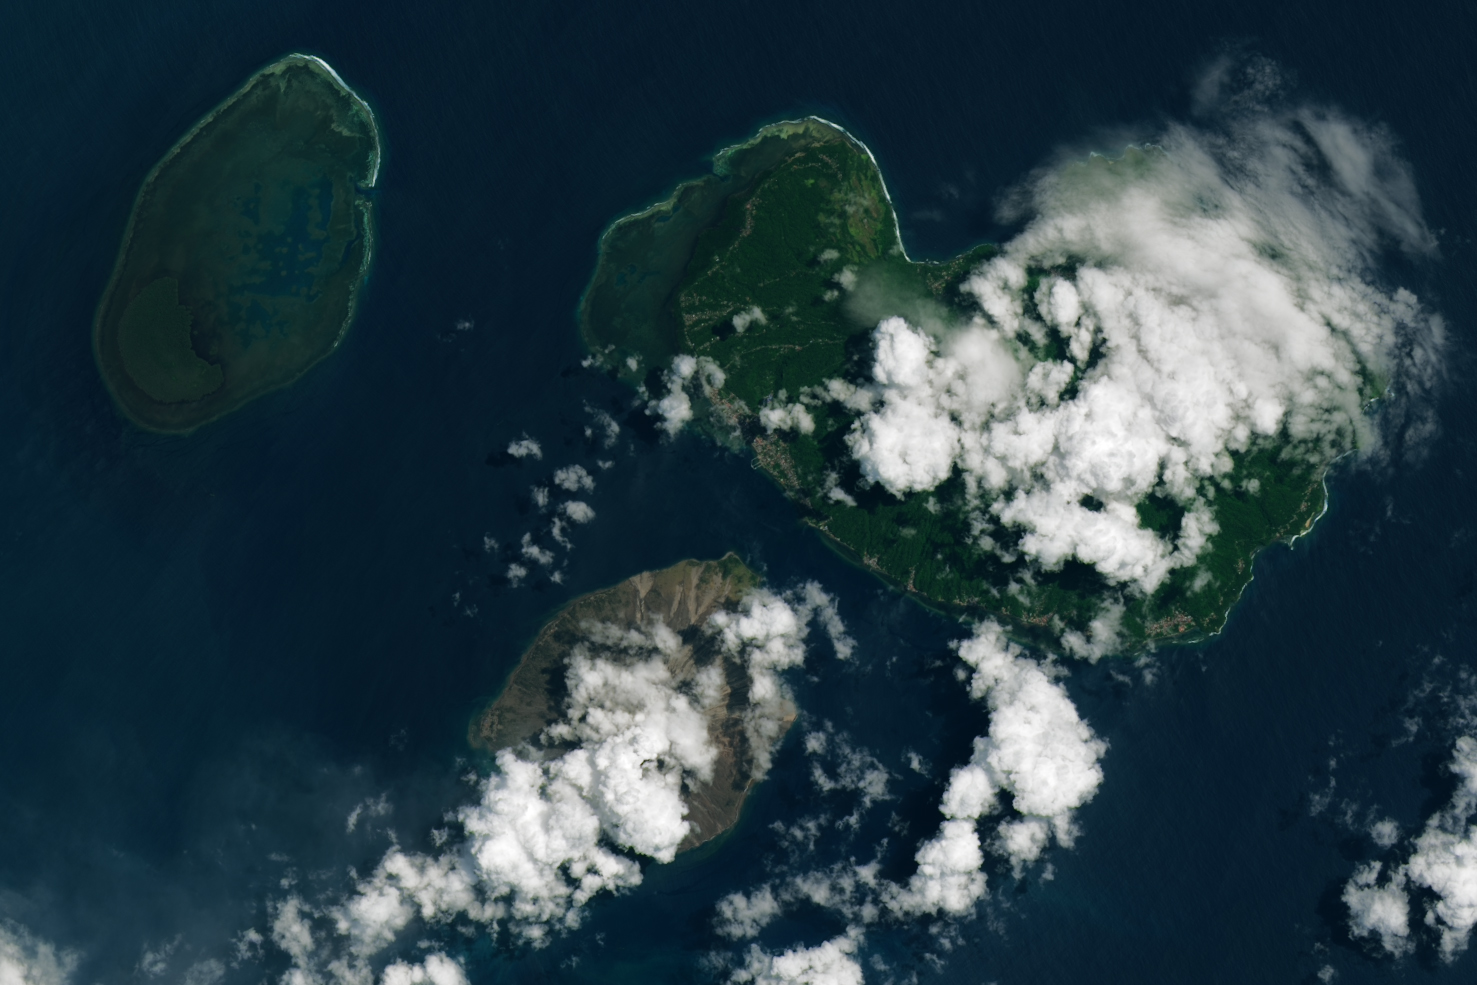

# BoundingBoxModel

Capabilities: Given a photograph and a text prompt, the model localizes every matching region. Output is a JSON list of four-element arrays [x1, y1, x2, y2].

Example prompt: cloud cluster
[[832, 109, 1438, 594], [713, 619, 1104, 951], [505, 436, 542, 461], [649, 355, 726, 437], [551, 465, 595, 493], [378, 955, 467, 985], [732, 306, 768, 334], [730, 928, 865, 985], [0, 923, 75, 985], [319, 624, 725, 970], [715, 885, 784, 941], [268, 584, 843, 983], [1345, 735, 1477, 960], [1344, 861, 1411, 955], [892, 621, 1104, 914], [493, 431, 606, 587], [710, 588, 820, 779], [760, 401, 816, 436]]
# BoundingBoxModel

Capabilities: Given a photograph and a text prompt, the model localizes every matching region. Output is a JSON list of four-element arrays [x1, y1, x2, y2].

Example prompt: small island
[[93, 54, 380, 433], [471, 555, 786, 852], [579, 119, 1339, 654]]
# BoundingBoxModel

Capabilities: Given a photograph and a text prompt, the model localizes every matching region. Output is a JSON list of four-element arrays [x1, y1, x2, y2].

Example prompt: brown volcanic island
[[471, 555, 788, 852]]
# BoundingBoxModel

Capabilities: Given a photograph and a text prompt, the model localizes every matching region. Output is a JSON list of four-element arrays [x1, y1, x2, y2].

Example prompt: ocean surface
[[2, 0, 1477, 981]]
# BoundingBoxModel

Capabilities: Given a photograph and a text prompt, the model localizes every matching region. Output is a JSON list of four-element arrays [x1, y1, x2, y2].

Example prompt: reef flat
[[471, 555, 781, 852], [94, 54, 380, 432], [579, 119, 1340, 653]]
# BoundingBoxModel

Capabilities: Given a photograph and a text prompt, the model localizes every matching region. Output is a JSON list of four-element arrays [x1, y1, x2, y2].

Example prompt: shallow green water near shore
[[94, 54, 379, 432]]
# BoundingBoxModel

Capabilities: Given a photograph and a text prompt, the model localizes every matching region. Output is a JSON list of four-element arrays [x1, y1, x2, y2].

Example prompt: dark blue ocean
[[3, 1, 1477, 981]]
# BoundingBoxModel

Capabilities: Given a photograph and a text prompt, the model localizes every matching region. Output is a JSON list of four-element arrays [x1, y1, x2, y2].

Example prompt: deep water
[[2, 0, 1477, 982]]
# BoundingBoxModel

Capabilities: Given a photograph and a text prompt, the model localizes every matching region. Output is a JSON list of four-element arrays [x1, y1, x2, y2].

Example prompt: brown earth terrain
[[470, 555, 788, 852]]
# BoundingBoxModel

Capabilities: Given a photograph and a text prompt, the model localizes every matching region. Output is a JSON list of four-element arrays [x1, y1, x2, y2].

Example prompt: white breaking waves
[[841, 110, 1437, 594], [268, 585, 842, 985]]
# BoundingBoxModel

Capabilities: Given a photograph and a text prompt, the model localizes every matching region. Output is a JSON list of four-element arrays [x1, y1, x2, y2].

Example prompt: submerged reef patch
[[94, 54, 380, 433]]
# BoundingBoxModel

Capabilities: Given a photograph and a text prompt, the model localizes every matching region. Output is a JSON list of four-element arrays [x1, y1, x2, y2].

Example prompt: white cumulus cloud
[[561, 501, 596, 524], [834, 108, 1438, 596], [890, 621, 1105, 914], [0, 924, 75, 985], [649, 355, 726, 437], [379, 954, 468, 985], [709, 589, 813, 779], [731, 928, 865, 985], [1344, 735, 1477, 960], [760, 402, 816, 435], [552, 465, 595, 493], [506, 436, 542, 460], [267, 583, 843, 981], [733, 306, 768, 334], [715, 885, 783, 940], [1344, 861, 1411, 956]]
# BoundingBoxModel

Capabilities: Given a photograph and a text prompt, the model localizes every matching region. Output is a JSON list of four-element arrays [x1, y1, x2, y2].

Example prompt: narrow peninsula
[[472, 555, 785, 852], [94, 54, 380, 433]]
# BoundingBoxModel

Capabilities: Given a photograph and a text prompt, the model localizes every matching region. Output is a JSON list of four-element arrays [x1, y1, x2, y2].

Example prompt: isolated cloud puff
[[561, 501, 596, 524], [506, 436, 542, 460], [1344, 735, 1477, 960], [837, 109, 1438, 594], [796, 582, 854, 660], [552, 465, 595, 493], [715, 621, 1103, 934], [732, 306, 768, 334], [584, 404, 622, 449], [715, 885, 783, 941]]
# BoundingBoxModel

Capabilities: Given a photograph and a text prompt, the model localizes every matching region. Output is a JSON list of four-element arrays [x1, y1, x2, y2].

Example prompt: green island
[[93, 54, 380, 433], [579, 119, 1337, 653], [471, 555, 784, 852]]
